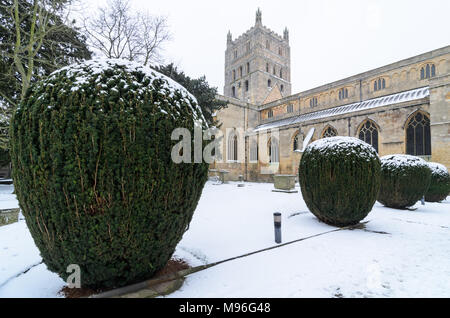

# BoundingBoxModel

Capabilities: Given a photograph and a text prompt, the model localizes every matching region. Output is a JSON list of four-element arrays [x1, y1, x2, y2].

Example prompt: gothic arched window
[[268, 137, 279, 163], [293, 133, 300, 151], [322, 126, 338, 138], [250, 139, 258, 162], [245, 80, 249, 92], [232, 86, 236, 97], [268, 79, 272, 87], [406, 112, 431, 156], [228, 133, 238, 161], [358, 120, 379, 152]]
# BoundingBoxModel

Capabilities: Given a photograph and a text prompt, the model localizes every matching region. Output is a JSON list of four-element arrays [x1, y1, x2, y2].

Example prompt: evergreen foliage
[[0, 0, 91, 149], [153, 63, 227, 126], [9, 59, 208, 288], [425, 162, 450, 202], [377, 154, 431, 209], [299, 137, 381, 227]]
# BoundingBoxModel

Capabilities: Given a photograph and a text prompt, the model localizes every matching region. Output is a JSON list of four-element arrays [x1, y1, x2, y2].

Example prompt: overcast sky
[[79, 0, 450, 95]]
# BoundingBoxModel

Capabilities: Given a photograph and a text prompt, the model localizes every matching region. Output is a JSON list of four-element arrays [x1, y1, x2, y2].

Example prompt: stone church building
[[211, 9, 449, 182]]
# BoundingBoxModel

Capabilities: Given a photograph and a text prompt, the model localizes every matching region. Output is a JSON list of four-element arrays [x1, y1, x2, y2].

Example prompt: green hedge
[[377, 155, 431, 209], [299, 137, 381, 227], [425, 162, 450, 202], [10, 59, 209, 288]]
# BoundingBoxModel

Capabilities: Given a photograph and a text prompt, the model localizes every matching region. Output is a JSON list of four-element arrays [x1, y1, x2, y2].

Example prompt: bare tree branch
[[83, 0, 170, 65]]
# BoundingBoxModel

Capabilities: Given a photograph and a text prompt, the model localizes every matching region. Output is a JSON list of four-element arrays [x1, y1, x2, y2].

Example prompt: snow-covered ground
[[0, 182, 449, 298]]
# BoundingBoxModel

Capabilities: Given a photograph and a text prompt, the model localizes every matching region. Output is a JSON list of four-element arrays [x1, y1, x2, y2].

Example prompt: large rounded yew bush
[[377, 154, 431, 209], [425, 162, 450, 202], [10, 59, 208, 288], [299, 137, 381, 227]]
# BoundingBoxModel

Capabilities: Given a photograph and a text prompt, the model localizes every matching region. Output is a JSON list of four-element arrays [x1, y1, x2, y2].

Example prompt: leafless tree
[[83, 0, 170, 65]]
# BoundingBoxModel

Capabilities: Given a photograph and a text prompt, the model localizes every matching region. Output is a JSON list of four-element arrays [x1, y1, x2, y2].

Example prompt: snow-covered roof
[[254, 86, 429, 132]]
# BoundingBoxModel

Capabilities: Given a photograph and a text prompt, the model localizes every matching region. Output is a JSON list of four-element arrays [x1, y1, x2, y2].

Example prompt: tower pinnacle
[[283, 27, 289, 41], [256, 8, 262, 26]]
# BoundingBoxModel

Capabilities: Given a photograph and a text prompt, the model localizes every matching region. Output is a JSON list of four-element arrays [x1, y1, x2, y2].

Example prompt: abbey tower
[[224, 9, 291, 105]]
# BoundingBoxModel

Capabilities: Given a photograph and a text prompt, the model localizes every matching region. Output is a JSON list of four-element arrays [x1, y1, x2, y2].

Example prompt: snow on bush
[[299, 137, 381, 227], [425, 162, 450, 202], [10, 58, 209, 288], [377, 154, 431, 209]]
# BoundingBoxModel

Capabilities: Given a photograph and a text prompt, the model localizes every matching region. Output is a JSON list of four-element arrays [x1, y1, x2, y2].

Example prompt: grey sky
[[80, 0, 450, 95]]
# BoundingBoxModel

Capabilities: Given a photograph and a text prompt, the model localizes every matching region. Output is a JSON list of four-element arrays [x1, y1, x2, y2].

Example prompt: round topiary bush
[[299, 137, 381, 227], [425, 162, 450, 202], [9, 59, 209, 288], [377, 154, 431, 209]]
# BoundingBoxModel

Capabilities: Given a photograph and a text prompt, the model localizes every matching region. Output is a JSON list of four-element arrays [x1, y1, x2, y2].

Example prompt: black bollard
[[274, 212, 282, 244]]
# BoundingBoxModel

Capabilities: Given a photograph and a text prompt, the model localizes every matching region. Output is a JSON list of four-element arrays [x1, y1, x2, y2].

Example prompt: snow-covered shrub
[[377, 154, 431, 209], [9, 59, 208, 288], [425, 162, 450, 202], [299, 137, 381, 227]]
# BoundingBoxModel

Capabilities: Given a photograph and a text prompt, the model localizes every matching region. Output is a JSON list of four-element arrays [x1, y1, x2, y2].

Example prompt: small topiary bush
[[377, 154, 431, 209], [9, 59, 209, 288], [425, 162, 450, 202], [299, 137, 381, 227]]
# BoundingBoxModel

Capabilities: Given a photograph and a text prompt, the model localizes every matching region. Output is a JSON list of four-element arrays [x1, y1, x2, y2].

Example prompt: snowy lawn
[[0, 182, 449, 298]]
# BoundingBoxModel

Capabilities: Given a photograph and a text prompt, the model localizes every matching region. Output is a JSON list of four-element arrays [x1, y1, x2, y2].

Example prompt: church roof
[[253, 86, 429, 132]]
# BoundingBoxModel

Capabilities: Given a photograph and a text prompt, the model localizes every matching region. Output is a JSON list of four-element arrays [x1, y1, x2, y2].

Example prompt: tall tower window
[[239, 66, 243, 78], [266, 40, 270, 50], [278, 47, 283, 56], [266, 63, 269, 72], [245, 80, 249, 92], [246, 42, 250, 53], [273, 66, 276, 75], [247, 62, 250, 74], [232, 86, 236, 97], [280, 85, 284, 92], [234, 50, 237, 59], [280, 68, 283, 79], [232, 70, 236, 81], [268, 79, 272, 87]]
